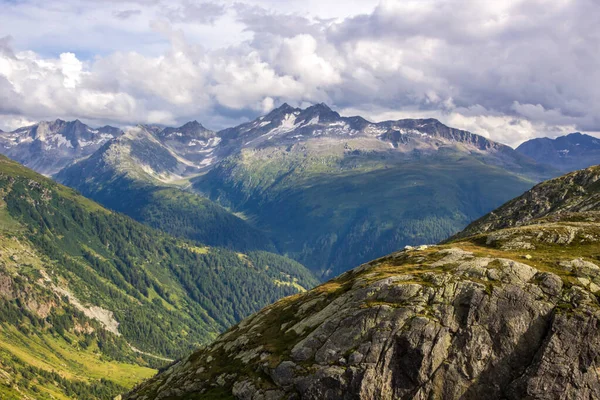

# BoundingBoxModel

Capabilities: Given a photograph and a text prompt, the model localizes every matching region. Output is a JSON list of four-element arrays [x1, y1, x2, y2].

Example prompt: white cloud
[[275, 34, 342, 87], [59, 52, 83, 88], [0, 0, 598, 146], [0, 115, 37, 131]]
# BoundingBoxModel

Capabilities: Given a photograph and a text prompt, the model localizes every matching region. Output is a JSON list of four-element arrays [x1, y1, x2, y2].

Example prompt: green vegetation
[[120, 185, 275, 252], [0, 155, 318, 398], [194, 148, 537, 277], [0, 325, 154, 400]]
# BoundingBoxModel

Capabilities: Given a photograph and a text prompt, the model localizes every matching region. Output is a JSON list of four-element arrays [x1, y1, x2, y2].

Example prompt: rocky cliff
[[126, 165, 600, 399]]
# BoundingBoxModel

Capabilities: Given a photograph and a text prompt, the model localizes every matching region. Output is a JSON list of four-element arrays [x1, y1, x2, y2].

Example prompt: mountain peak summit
[[179, 120, 206, 130], [566, 131, 583, 137], [268, 102, 296, 114], [517, 131, 600, 171], [298, 102, 340, 123], [312, 102, 332, 110]]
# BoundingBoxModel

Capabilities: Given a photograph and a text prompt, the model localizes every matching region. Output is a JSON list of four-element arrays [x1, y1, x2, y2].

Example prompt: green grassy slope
[[194, 147, 539, 278], [0, 155, 317, 398]]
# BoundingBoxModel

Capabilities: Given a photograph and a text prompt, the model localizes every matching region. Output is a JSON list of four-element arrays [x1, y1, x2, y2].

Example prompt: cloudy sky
[[0, 0, 597, 146]]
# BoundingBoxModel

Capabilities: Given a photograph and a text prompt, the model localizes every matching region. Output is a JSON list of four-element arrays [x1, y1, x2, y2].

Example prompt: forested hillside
[[0, 155, 317, 399]]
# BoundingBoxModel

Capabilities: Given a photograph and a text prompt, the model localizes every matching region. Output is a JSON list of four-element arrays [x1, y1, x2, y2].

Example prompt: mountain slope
[[0, 155, 317, 399], [126, 165, 600, 400], [516, 132, 600, 172], [192, 103, 556, 277], [449, 164, 600, 240], [56, 125, 276, 252], [0, 119, 122, 176]]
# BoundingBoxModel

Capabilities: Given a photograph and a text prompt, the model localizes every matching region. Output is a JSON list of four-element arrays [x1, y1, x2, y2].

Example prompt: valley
[[0, 1, 596, 398]]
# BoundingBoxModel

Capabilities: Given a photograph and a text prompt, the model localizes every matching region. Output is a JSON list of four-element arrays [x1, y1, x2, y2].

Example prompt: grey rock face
[[125, 242, 600, 400]]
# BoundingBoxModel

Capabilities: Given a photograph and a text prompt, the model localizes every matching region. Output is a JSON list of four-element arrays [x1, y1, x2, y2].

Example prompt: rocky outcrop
[[126, 242, 600, 400]]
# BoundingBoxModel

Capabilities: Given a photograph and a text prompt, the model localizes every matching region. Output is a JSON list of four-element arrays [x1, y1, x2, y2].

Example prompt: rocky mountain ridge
[[212, 103, 547, 177], [450, 165, 600, 240], [126, 164, 600, 400], [1, 103, 555, 182], [0, 119, 123, 175]]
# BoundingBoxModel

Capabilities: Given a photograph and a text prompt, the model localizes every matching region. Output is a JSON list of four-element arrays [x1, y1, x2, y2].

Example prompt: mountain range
[[190, 103, 556, 277], [1, 104, 600, 399], [55, 123, 275, 252], [6, 105, 600, 280], [126, 164, 600, 400], [4, 103, 562, 279]]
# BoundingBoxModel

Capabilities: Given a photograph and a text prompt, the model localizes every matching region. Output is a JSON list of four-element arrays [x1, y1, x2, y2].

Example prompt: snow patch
[[303, 116, 320, 126], [392, 127, 428, 137], [50, 134, 73, 148], [190, 137, 221, 148], [207, 137, 221, 147], [365, 126, 388, 136], [188, 139, 204, 147], [200, 156, 215, 166], [18, 136, 34, 144], [267, 113, 298, 136]]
